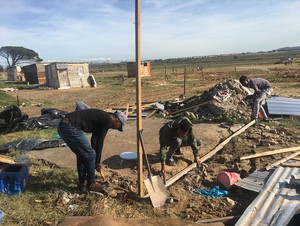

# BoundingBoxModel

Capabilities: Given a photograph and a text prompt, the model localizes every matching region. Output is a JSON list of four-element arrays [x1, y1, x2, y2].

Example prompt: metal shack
[[45, 62, 90, 89], [22, 63, 46, 84], [127, 61, 151, 77]]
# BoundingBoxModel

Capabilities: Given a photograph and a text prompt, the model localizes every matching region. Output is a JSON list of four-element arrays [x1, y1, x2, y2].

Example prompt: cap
[[179, 119, 192, 132], [114, 110, 127, 132]]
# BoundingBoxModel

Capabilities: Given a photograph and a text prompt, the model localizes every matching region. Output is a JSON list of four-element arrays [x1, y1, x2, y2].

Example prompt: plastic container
[[258, 113, 262, 118], [0, 164, 29, 195], [217, 171, 240, 189], [0, 210, 4, 224]]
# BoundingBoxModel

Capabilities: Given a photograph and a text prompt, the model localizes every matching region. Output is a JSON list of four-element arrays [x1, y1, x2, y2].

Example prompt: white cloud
[[0, 0, 299, 63]]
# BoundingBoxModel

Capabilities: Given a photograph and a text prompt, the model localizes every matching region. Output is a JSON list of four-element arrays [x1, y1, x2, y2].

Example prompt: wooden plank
[[145, 109, 157, 119], [201, 120, 256, 163], [281, 162, 300, 167], [240, 146, 300, 161], [197, 215, 241, 223], [0, 156, 15, 164], [292, 157, 300, 161], [165, 119, 256, 187], [265, 150, 300, 170], [168, 100, 214, 115], [125, 103, 130, 118]]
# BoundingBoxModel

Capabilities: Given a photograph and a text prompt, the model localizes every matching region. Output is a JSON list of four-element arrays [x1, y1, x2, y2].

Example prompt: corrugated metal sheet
[[235, 166, 300, 226], [267, 97, 300, 116], [235, 170, 272, 192]]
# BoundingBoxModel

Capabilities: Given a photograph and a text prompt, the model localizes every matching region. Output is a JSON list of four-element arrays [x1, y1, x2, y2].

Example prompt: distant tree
[[0, 46, 42, 68], [0, 64, 4, 72]]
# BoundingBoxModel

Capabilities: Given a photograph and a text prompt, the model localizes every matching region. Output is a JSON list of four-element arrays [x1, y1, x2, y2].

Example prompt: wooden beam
[[145, 109, 157, 119], [168, 100, 214, 115], [165, 119, 256, 187], [265, 150, 300, 170], [197, 215, 241, 223], [281, 161, 300, 167], [200, 119, 256, 162], [240, 146, 300, 161], [0, 156, 15, 164], [125, 103, 130, 118]]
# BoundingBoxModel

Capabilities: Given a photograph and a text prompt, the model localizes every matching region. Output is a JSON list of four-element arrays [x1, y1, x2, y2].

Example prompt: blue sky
[[0, 0, 299, 64]]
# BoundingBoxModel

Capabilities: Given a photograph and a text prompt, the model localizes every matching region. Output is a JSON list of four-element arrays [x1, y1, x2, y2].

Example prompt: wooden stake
[[125, 103, 129, 118]]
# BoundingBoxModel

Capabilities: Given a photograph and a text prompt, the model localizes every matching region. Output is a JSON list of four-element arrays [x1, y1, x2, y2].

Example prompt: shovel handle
[[138, 130, 153, 178], [162, 173, 166, 185]]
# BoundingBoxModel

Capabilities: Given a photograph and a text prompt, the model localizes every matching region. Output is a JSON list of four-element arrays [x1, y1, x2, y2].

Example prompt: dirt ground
[[3, 68, 300, 225]]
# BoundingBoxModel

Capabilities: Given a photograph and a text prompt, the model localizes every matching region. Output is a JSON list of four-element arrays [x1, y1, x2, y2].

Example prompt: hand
[[161, 163, 166, 174], [254, 90, 261, 96], [194, 156, 202, 166]]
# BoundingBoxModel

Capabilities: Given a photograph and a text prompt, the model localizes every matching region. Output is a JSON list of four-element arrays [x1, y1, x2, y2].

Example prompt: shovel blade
[[144, 175, 169, 208]]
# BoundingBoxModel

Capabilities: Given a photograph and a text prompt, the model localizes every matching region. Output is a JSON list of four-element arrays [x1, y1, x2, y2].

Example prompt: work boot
[[77, 183, 86, 192], [175, 148, 183, 155], [87, 182, 106, 192], [166, 157, 175, 166]]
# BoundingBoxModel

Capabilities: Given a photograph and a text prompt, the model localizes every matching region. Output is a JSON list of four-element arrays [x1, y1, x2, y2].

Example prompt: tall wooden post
[[135, 0, 143, 197], [184, 65, 187, 96]]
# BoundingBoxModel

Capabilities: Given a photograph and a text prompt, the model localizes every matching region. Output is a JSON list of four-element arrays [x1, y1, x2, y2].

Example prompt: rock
[[217, 154, 233, 163], [234, 163, 251, 173], [226, 197, 236, 206]]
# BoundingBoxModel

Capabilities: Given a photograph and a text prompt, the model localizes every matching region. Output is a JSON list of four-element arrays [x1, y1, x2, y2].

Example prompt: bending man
[[239, 75, 272, 121], [58, 109, 126, 192]]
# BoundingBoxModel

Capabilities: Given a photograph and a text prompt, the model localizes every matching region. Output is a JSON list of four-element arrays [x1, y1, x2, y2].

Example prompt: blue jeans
[[58, 120, 96, 186]]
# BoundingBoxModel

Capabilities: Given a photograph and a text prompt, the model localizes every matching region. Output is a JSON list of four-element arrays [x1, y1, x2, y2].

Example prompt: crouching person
[[159, 117, 202, 174]]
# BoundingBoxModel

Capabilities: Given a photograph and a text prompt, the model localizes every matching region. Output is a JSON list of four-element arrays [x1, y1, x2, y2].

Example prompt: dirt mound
[[164, 79, 253, 121]]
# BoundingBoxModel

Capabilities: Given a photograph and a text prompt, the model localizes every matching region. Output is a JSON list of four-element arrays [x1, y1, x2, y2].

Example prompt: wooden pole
[[184, 65, 187, 96], [135, 0, 143, 197]]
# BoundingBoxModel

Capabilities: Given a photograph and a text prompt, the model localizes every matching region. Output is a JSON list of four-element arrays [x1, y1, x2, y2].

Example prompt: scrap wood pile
[[163, 79, 253, 121]]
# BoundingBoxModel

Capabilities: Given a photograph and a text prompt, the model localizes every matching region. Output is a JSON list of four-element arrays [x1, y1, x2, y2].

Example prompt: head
[[177, 119, 192, 138], [239, 75, 249, 87], [112, 110, 127, 132]]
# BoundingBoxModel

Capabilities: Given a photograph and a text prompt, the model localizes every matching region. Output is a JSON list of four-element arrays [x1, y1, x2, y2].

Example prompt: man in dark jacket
[[159, 117, 202, 174], [239, 75, 273, 121], [58, 109, 126, 192]]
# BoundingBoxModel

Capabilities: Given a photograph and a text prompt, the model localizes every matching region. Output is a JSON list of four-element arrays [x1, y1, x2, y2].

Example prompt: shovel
[[138, 130, 169, 208]]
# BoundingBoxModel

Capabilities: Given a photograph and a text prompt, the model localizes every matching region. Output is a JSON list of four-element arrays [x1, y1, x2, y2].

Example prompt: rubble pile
[[164, 79, 253, 121]]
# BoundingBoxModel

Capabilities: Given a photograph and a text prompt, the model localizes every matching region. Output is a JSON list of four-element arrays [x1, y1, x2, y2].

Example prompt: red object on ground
[[258, 113, 262, 118], [217, 171, 241, 189]]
